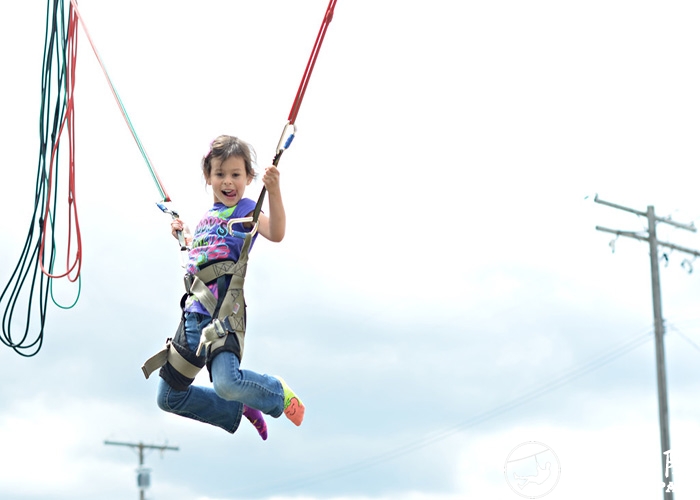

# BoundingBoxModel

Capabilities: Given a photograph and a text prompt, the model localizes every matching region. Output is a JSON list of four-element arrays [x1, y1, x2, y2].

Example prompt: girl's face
[[206, 156, 252, 207]]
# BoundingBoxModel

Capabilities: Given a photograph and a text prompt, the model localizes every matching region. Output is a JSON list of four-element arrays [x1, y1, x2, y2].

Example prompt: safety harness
[[141, 219, 256, 389]]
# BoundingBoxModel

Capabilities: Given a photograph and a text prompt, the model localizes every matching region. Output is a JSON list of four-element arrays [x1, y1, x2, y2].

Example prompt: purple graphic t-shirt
[[184, 199, 258, 315]]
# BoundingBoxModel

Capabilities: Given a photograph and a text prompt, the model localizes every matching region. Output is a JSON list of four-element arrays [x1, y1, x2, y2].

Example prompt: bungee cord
[[39, 4, 81, 282], [287, 0, 337, 126], [251, 0, 338, 224], [67, 0, 171, 203], [214, 0, 337, 257], [1, 0, 80, 357], [2, 0, 181, 357]]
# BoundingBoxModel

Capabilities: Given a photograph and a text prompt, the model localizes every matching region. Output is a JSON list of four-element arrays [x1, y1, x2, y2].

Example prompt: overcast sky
[[2, 1, 700, 499]]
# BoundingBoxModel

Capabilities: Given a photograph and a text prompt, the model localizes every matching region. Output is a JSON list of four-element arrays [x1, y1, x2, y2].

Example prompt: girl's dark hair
[[202, 135, 256, 179]]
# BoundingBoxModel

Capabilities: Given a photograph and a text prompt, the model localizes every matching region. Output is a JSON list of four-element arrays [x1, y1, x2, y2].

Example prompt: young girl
[[156, 134, 305, 439]]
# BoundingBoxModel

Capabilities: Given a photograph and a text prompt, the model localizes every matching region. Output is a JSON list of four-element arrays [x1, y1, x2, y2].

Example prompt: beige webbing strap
[[142, 348, 168, 379], [195, 321, 229, 356], [194, 232, 253, 357], [187, 240, 251, 316], [141, 340, 203, 380], [239, 230, 253, 260], [207, 232, 251, 321], [196, 260, 237, 284], [187, 275, 218, 316]]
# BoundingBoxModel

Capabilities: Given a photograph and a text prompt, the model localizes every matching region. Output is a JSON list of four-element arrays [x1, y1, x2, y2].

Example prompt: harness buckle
[[195, 318, 229, 356], [184, 274, 194, 294], [212, 319, 227, 338]]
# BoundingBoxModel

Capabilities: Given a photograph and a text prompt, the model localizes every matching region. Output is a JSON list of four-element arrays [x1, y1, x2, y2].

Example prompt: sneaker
[[277, 377, 305, 426]]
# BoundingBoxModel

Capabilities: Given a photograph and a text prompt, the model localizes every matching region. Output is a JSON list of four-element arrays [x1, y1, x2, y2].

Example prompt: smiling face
[[206, 155, 253, 207]]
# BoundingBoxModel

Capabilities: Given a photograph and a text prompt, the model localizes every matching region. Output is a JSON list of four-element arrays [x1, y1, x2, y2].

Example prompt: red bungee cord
[[288, 0, 338, 126], [252, 0, 338, 221], [39, 4, 82, 282]]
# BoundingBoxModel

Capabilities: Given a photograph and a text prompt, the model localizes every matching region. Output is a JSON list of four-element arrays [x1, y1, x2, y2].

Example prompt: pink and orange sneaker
[[277, 377, 305, 426]]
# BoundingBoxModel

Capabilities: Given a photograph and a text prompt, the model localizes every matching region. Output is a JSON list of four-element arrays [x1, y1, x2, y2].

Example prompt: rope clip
[[156, 201, 188, 251], [226, 217, 258, 240], [275, 121, 297, 155]]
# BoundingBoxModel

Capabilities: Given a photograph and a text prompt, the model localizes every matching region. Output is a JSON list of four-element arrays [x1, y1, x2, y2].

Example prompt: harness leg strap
[[142, 316, 206, 391], [142, 339, 203, 380]]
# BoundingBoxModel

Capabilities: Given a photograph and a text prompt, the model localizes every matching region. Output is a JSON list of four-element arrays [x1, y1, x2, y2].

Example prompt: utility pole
[[105, 440, 179, 500], [595, 194, 700, 499]]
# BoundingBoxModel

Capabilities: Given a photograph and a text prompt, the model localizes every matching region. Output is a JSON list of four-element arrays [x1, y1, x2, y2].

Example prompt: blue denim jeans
[[157, 312, 285, 434]]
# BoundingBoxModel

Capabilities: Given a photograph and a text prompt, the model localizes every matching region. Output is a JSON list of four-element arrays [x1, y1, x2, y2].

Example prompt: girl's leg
[[157, 375, 269, 439], [158, 311, 303, 428], [210, 351, 306, 426], [157, 377, 243, 434], [156, 312, 268, 437], [210, 351, 285, 417]]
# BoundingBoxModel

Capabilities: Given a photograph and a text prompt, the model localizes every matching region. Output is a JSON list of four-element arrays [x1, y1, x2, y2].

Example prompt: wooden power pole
[[105, 440, 179, 500], [595, 194, 700, 499]]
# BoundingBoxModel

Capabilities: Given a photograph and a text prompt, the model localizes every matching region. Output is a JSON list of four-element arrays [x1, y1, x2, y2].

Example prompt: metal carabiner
[[275, 121, 297, 155], [156, 201, 187, 250], [226, 216, 258, 240]]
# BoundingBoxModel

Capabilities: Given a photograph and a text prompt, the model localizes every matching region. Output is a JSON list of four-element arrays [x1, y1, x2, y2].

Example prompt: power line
[[667, 323, 700, 354]]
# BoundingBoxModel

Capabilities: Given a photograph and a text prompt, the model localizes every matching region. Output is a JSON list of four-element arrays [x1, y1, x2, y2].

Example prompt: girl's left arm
[[254, 166, 286, 242]]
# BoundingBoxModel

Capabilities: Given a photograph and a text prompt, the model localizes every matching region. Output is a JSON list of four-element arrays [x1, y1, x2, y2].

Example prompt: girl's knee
[[156, 385, 170, 412], [157, 379, 182, 412], [213, 376, 245, 401], [211, 351, 244, 401]]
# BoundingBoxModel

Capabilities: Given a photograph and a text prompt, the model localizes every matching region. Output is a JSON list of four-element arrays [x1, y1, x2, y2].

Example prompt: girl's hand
[[171, 218, 192, 245], [262, 166, 281, 194], [253, 166, 285, 242]]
